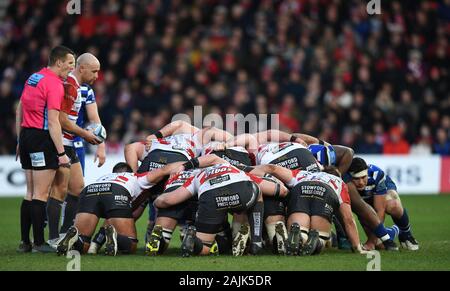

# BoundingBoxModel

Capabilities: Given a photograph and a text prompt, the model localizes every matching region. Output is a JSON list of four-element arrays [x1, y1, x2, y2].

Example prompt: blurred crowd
[[1, 0, 449, 155]]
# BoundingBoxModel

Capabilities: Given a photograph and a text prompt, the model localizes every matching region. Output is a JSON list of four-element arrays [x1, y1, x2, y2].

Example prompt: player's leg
[[148, 198, 197, 255], [87, 219, 108, 254], [183, 193, 227, 257], [285, 185, 310, 255], [182, 219, 222, 257], [144, 200, 156, 246], [263, 195, 288, 254], [31, 168, 57, 252], [286, 212, 310, 255], [47, 166, 69, 243], [107, 217, 138, 255], [245, 182, 264, 255], [60, 161, 84, 234], [306, 216, 332, 255], [347, 182, 398, 250], [57, 212, 99, 255], [146, 216, 178, 255], [74, 145, 86, 176], [385, 189, 419, 250], [17, 170, 33, 253]]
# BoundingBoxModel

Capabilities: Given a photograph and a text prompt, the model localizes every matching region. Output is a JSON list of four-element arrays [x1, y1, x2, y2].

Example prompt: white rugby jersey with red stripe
[[94, 172, 154, 201], [164, 169, 201, 191], [62, 73, 83, 146], [141, 133, 202, 161], [287, 170, 350, 205], [182, 163, 262, 198], [256, 142, 307, 165]]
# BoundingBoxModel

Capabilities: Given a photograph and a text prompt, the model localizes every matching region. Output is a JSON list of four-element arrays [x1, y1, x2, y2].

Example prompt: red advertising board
[[440, 157, 450, 194]]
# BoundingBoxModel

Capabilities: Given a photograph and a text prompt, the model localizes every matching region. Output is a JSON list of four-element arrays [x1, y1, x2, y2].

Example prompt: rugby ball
[[86, 123, 107, 143]]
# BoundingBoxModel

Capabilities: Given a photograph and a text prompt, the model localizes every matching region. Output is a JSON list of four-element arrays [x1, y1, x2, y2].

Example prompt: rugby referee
[[16, 45, 75, 253]]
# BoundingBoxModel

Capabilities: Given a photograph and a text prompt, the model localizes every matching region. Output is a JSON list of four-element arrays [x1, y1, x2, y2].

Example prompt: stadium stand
[[0, 0, 449, 155]]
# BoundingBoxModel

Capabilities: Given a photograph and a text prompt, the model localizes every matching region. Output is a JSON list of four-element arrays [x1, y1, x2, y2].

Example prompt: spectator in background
[[383, 126, 410, 155], [355, 131, 383, 154], [0, 0, 449, 156], [410, 125, 433, 155], [433, 128, 450, 156]]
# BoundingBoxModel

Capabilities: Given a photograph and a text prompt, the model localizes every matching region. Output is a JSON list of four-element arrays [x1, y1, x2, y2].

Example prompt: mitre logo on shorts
[[324, 203, 333, 213], [115, 195, 129, 201], [114, 195, 129, 206]]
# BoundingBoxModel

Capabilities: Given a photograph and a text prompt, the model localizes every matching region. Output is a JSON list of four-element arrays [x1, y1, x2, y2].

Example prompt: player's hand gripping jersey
[[256, 142, 321, 172]]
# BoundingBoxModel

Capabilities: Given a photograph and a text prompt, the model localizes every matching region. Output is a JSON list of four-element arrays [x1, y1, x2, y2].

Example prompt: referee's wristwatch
[[57, 151, 66, 157]]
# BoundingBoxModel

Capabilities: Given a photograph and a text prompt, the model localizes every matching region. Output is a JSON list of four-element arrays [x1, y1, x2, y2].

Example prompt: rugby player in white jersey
[[250, 164, 366, 255], [154, 158, 288, 257], [56, 161, 186, 256]]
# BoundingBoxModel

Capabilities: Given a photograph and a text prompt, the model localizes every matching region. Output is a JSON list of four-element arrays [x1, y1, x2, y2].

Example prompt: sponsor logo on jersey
[[215, 193, 241, 209], [209, 174, 231, 186], [86, 183, 112, 193], [300, 185, 326, 196], [275, 157, 299, 169]]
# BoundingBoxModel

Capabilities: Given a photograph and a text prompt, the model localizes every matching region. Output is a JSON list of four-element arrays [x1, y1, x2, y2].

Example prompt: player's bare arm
[[339, 202, 364, 254], [124, 142, 145, 172]]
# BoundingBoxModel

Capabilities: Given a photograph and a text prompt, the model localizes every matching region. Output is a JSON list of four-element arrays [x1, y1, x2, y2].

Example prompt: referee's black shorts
[[19, 128, 58, 170]]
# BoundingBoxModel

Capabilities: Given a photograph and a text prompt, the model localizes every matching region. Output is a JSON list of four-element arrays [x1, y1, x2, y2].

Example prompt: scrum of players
[[53, 119, 419, 257]]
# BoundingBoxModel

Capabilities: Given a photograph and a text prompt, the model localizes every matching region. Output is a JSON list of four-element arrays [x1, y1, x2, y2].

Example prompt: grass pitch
[[0, 195, 449, 271]]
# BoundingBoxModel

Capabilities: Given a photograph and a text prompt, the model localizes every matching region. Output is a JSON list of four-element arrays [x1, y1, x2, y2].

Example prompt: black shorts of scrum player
[[269, 147, 320, 172], [194, 181, 259, 234], [78, 183, 133, 219], [286, 181, 340, 223]]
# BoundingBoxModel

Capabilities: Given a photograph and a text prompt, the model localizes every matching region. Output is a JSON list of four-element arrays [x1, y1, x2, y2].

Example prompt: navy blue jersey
[[344, 164, 389, 201]]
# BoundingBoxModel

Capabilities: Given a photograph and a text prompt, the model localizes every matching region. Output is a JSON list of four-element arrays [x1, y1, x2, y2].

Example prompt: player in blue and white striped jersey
[[73, 83, 106, 175], [347, 157, 419, 251], [58, 82, 106, 238]]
